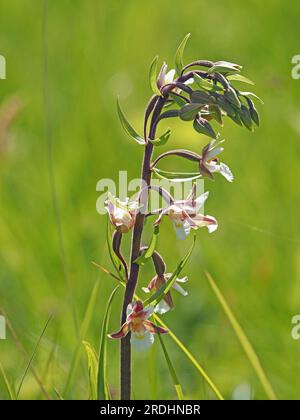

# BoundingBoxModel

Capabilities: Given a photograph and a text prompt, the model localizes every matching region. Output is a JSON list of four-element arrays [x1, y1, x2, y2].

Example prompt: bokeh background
[[1, 0, 300, 400]]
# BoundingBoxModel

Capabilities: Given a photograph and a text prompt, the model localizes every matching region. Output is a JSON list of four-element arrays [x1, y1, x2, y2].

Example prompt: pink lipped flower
[[108, 301, 168, 352], [154, 189, 218, 240]]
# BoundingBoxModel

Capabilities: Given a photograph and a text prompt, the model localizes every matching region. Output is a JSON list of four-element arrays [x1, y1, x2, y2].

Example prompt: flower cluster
[[103, 34, 261, 363]]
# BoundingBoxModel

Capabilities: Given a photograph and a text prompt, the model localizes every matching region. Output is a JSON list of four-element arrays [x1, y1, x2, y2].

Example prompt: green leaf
[[0, 362, 16, 400], [150, 129, 171, 146], [107, 217, 125, 281], [117, 97, 145, 145], [227, 74, 255, 85], [134, 225, 160, 266], [179, 103, 202, 121], [149, 56, 162, 96], [97, 286, 119, 400], [239, 91, 264, 104], [193, 118, 216, 139], [156, 327, 184, 400], [190, 90, 213, 105], [205, 271, 277, 400], [208, 104, 223, 125], [248, 99, 260, 126], [208, 61, 242, 75], [239, 105, 253, 131], [144, 235, 196, 307], [153, 168, 202, 182], [224, 87, 241, 108], [193, 73, 224, 92], [83, 341, 99, 400], [175, 33, 191, 76], [169, 93, 187, 108]]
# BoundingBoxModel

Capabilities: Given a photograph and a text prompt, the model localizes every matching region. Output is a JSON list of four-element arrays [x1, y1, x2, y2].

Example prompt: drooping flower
[[105, 193, 140, 234], [154, 189, 218, 240], [142, 274, 188, 314], [199, 139, 234, 182], [108, 301, 168, 352]]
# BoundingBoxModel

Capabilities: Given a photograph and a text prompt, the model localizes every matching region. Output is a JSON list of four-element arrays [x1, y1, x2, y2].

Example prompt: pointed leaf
[[134, 226, 160, 266], [239, 91, 264, 104], [193, 117, 216, 139], [227, 74, 255, 85], [153, 168, 202, 182], [156, 327, 184, 400], [150, 129, 171, 147], [175, 33, 191, 75], [149, 56, 162, 96], [83, 341, 99, 400], [194, 73, 224, 92], [98, 286, 119, 400], [117, 97, 145, 145], [179, 103, 202, 121]]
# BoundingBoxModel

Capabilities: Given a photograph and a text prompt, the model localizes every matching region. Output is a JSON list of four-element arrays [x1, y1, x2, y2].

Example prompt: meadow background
[[1, 0, 300, 400]]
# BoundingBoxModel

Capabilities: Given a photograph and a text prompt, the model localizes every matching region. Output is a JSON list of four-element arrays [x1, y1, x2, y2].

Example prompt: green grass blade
[[97, 286, 120, 400], [154, 314, 224, 400], [0, 362, 16, 400], [156, 328, 184, 400], [205, 271, 277, 400], [63, 279, 101, 396], [134, 225, 160, 266], [83, 341, 99, 400], [16, 315, 52, 399]]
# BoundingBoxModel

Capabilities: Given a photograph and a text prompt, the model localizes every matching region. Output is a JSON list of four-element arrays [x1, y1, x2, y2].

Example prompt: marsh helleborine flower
[[200, 139, 234, 182], [105, 193, 140, 234], [142, 274, 188, 314], [108, 301, 168, 352], [154, 190, 218, 240]]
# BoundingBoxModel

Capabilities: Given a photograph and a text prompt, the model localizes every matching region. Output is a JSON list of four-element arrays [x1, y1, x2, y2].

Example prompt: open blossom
[[200, 139, 234, 182], [105, 193, 140, 234], [142, 274, 188, 314], [154, 190, 218, 240], [157, 63, 193, 91], [108, 301, 168, 352]]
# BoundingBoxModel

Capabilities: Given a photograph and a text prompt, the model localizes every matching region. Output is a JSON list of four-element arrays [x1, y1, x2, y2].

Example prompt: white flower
[[200, 139, 234, 182], [105, 193, 140, 233]]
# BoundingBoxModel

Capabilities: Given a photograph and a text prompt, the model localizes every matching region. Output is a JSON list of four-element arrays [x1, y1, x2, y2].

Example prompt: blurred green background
[[1, 0, 300, 400]]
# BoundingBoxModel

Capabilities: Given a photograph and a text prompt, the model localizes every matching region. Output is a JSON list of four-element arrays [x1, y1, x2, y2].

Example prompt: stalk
[[120, 97, 165, 399]]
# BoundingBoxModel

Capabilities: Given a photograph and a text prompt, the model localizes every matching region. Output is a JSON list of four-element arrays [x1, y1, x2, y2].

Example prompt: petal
[[176, 276, 188, 283], [190, 214, 218, 233], [142, 287, 151, 294], [173, 221, 190, 240], [126, 302, 134, 317], [154, 299, 172, 315], [142, 305, 155, 319], [131, 331, 154, 352], [195, 192, 209, 211], [173, 282, 188, 296], [219, 162, 234, 182], [164, 69, 176, 84], [108, 322, 129, 339], [143, 320, 168, 334]]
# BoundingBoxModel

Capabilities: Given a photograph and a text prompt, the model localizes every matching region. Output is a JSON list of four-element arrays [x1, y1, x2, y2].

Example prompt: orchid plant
[[103, 34, 261, 400]]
